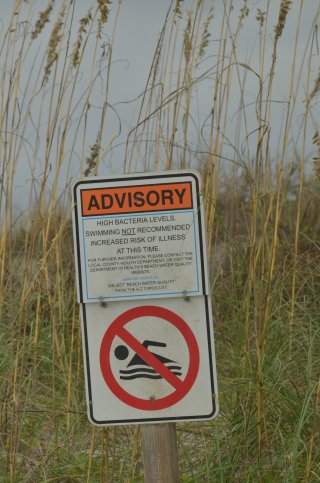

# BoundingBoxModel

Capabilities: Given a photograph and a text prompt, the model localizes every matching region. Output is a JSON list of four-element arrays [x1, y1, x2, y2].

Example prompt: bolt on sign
[[72, 170, 210, 303], [80, 296, 218, 425]]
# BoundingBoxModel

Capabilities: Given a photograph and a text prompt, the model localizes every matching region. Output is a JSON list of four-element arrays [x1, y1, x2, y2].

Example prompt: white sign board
[[72, 170, 209, 303], [80, 296, 218, 425]]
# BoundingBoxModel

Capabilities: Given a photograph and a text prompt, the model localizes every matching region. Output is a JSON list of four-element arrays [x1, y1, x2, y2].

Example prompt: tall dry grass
[[0, 0, 320, 481]]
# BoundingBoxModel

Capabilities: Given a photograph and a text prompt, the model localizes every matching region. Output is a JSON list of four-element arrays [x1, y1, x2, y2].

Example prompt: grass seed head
[[198, 8, 213, 62], [97, 0, 111, 25], [175, 0, 184, 18], [239, 1, 249, 22], [312, 131, 320, 146], [310, 69, 320, 101], [44, 5, 66, 84], [184, 10, 192, 65], [31, 0, 55, 39], [274, 0, 292, 40], [71, 10, 92, 68], [313, 132, 320, 180], [256, 8, 266, 27], [85, 135, 100, 176], [313, 155, 320, 181]]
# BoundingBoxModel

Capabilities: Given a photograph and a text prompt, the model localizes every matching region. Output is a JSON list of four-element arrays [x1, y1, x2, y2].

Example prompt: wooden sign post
[[141, 423, 179, 483]]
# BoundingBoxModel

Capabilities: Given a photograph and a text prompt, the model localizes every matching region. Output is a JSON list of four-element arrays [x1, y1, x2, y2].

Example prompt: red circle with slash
[[100, 305, 200, 410]]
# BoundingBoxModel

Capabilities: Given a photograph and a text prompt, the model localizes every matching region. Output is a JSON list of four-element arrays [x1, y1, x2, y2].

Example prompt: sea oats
[[175, 0, 184, 18], [310, 69, 320, 100], [184, 11, 192, 65], [313, 155, 320, 181], [31, 0, 55, 39], [274, 0, 292, 40], [85, 135, 100, 176], [97, 0, 111, 38], [97, 0, 111, 24], [312, 131, 320, 146], [198, 8, 213, 62], [44, 5, 66, 83], [313, 131, 320, 180], [71, 10, 92, 68], [256, 8, 266, 27], [97, 0, 111, 25], [239, 1, 249, 23]]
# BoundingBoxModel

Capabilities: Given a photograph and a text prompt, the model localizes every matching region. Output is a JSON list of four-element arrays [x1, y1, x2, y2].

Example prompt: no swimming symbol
[[99, 306, 200, 411]]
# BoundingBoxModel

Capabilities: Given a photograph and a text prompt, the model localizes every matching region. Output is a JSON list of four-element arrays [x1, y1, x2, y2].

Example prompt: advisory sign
[[72, 170, 209, 303]]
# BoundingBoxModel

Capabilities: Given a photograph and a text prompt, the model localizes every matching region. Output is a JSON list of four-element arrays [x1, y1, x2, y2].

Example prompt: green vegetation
[[1, 1, 320, 481]]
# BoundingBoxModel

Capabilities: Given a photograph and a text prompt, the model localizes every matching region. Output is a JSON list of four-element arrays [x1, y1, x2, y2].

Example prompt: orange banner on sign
[[81, 182, 193, 216]]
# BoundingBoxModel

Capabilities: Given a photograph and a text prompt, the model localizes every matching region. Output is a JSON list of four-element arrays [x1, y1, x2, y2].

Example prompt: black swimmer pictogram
[[114, 340, 182, 380]]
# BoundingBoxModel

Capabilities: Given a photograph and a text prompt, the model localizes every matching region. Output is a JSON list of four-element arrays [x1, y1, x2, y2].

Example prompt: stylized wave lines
[[119, 364, 182, 380]]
